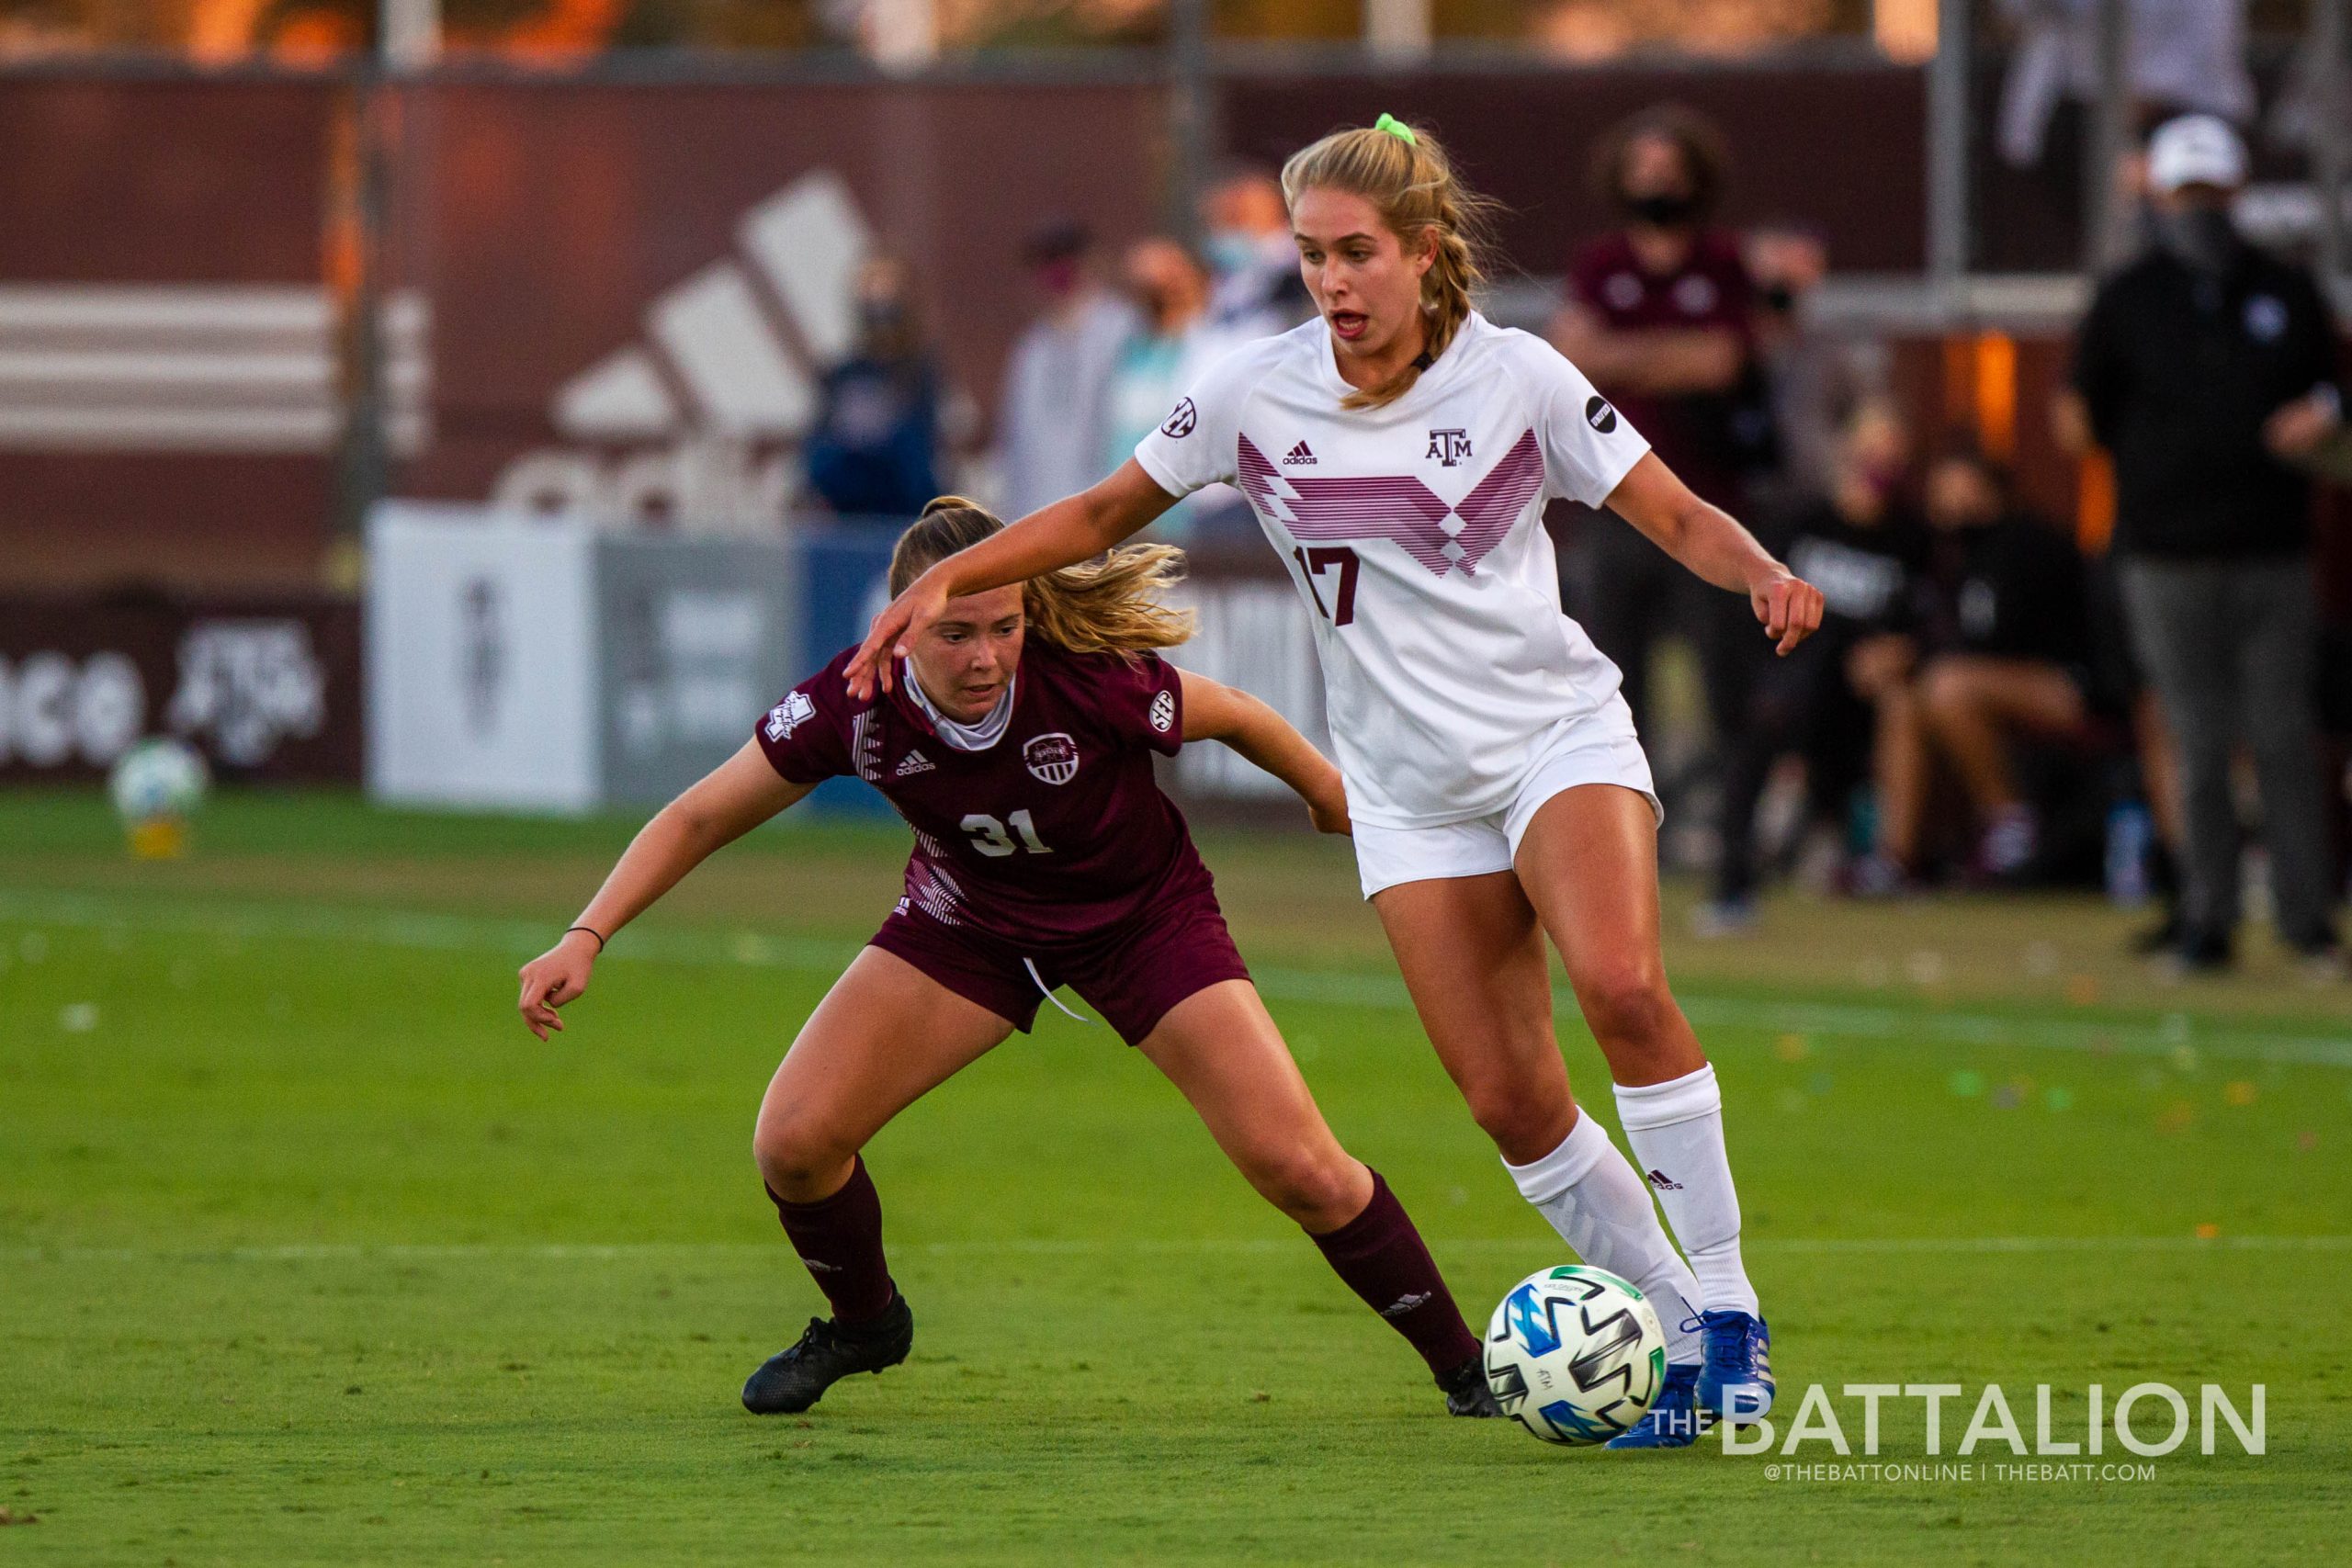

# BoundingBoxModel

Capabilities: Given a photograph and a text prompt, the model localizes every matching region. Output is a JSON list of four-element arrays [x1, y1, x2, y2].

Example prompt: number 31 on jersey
[[963, 810, 1051, 857]]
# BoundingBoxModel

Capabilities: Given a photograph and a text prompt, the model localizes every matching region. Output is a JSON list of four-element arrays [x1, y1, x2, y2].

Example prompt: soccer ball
[[1483, 1265, 1667, 1445], [109, 737, 209, 825]]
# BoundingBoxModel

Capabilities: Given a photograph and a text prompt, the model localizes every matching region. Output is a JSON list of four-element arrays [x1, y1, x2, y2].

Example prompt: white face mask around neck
[[903, 660, 1015, 751]]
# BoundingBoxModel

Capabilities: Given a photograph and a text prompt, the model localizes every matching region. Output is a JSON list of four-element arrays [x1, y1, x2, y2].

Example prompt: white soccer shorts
[[1350, 694, 1662, 900]]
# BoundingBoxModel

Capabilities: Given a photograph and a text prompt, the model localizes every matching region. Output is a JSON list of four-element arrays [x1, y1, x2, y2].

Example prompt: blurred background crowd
[[0, 0, 2346, 975]]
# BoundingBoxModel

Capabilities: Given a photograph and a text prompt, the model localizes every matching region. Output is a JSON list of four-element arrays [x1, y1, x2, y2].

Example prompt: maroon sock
[[1309, 1169, 1482, 1378], [764, 1155, 897, 1325]]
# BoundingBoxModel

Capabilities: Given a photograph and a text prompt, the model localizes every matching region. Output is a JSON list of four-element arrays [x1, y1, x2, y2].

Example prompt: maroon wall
[[0, 79, 341, 592], [390, 78, 1168, 503]]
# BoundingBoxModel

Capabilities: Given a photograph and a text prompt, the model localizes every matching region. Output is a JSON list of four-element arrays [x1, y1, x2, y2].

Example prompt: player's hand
[[1307, 792, 1352, 837], [516, 930, 597, 1041], [846, 570, 952, 699], [1750, 568, 1824, 656], [1298, 762, 1351, 836]]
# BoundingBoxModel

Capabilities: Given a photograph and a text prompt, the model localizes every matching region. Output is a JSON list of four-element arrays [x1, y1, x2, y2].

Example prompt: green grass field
[[4, 790, 2348, 1564]]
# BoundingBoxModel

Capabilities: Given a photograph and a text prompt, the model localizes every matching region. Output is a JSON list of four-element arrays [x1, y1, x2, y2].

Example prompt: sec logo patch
[[1148, 690, 1176, 733], [1023, 732, 1081, 784], [1160, 398, 1198, 439]]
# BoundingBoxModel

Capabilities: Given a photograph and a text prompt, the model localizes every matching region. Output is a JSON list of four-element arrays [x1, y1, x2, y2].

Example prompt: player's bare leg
[[1370, 872, 1708, 1435], [1134, 978, 1496, 1415], [1917, 654, 2087, 877], [1515, 784, 1772, 1425], [743, 948, 1012, 1414]]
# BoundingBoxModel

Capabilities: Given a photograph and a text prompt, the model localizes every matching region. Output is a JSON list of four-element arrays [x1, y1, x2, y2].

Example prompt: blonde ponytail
[[1281, 118, 1500, 412], [888, 498, 1194, 658]]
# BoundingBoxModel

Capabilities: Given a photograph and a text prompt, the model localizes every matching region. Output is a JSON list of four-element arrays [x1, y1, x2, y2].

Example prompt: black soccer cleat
[[1438, 1354, 1504, 1418], [741, 1293, 914, 1415]]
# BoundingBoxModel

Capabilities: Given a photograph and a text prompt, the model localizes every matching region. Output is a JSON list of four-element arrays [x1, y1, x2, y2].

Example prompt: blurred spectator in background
[[1100, 238, 1255, 542], [1555, 103, 1774, 755], [1199, 162, 1309, 336], [804, 254, 941, 521], [1743, 221, 1891, 523], [2057, 114, 2346, 970], [994, 219, 1137, 519], [1849, 440, 2093, 895], [1701, 402, 1925, 933]]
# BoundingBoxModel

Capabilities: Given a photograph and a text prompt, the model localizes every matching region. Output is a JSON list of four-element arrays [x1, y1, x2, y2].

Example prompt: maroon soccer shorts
[[867, 882, 1252, 1047]]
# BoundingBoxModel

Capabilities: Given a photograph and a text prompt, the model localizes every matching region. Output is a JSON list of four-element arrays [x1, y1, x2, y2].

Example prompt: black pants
[[1711, 637, 1869, 903], [1568, 519, 1760, 757]]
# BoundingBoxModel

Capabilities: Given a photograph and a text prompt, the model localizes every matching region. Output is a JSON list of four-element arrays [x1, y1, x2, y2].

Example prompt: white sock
[[1504, 1110, 1703, 1364], [1613, 1064, 1761, 1318]]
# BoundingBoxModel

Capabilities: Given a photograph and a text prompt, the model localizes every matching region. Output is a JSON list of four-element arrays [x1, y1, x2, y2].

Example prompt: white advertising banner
[[366, 505, 599, 813]]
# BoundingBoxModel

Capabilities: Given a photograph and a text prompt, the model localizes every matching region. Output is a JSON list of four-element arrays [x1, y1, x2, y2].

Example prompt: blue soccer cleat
[[1695, 1309, 1774, 1422], [1604, 1361, 1712, 1450]]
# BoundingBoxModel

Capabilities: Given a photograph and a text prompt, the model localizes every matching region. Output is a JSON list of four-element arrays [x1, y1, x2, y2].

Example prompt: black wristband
[[564, 925, 606, 953]]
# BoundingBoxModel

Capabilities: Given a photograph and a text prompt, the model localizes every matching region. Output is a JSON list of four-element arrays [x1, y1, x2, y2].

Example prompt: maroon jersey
[[1566, 229, 1758, 505], [756, 639, 1208, 950]]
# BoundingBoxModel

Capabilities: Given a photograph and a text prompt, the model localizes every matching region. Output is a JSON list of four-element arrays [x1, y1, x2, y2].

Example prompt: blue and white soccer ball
[[1483, 1265, 1667, 1445], [108, 737, 209, 825]]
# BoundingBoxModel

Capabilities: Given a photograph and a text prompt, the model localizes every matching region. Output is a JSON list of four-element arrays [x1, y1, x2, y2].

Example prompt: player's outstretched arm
[[1602, 452, 1825, 656], [1176, 669, 1351, 836], [515, 742, 814, 1040], [845, 461, 1179, 698]]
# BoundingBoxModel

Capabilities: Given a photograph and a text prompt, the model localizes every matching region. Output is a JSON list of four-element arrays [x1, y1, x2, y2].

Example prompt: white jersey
[[1134, 311, 1651, 828]]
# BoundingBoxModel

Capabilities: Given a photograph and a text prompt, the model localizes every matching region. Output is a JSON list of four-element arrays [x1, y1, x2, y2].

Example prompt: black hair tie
[[1410, 351, 1435, 371]]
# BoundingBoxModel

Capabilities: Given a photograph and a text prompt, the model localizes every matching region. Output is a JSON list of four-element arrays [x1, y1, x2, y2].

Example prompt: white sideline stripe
[[0, 350, 334, 389], [5, 1236, 2348, 1266], [1, 886, 2346, 1069], [0, 354, 429, 398], [0, 407, 341, 448], [0, 284, 332, 333], [0, 286, 430, 453], [0, 284, 429, 344]]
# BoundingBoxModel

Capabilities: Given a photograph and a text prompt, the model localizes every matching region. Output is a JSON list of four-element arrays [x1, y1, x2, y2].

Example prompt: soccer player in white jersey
[[851, 116, 1825, 1450]]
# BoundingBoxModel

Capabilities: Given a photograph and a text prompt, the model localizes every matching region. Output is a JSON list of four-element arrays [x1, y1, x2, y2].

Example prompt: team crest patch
[[1148, 689, 1176, 734], [763, 690, 816, 741], [1160, 398, 1197, 439], [1023, 732, 1080, 784]]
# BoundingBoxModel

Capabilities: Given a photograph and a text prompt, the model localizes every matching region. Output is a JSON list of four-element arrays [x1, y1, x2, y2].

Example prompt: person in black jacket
[[1848, 440, 2093, 892], [2058, 115, 2345, 968]]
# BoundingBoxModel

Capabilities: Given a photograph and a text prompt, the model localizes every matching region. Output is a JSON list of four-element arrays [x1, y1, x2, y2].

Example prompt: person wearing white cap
[[2058, 114, 2346, 973]]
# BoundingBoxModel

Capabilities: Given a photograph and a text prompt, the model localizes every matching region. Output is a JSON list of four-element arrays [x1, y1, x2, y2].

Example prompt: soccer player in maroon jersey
[[514, 497, 1499, 1420]]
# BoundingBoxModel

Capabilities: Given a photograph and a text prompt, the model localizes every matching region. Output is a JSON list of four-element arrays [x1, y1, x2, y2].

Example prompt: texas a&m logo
[[1426, 428, 1473, 467], [1023, 732, 1080, 784]]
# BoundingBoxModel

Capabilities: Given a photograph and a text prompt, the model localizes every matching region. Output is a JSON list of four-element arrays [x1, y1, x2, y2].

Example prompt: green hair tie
[[1374, 113, 1417, 146]]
